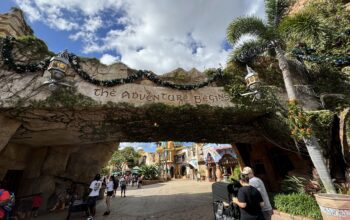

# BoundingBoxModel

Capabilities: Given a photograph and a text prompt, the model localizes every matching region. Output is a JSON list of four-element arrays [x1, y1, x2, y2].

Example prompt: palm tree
[[226, 0, 336, 193]]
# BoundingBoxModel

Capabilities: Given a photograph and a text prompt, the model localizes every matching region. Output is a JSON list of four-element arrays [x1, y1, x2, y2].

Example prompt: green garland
[[291, 46, 350, 66], [1, 36, 223, 90]]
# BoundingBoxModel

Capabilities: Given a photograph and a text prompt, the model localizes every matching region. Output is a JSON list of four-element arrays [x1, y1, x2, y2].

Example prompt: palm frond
[[279, 12, 323, 45], [229, 39, 271, 62], [265, 0, 293, 27], [226, 17, 268, 45]]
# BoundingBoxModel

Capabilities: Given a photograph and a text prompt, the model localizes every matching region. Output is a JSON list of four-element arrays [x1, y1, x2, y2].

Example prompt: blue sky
[[120, 142, 232, 152], [1, 0, 265, 74]]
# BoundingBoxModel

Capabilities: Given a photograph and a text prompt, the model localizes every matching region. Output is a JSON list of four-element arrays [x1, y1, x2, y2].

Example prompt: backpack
[[0, 189, 15, 212], [120, 178, 126, 187]]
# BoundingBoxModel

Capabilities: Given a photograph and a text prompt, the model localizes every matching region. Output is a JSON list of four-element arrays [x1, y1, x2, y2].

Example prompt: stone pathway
[[36, 179, 213, 220]]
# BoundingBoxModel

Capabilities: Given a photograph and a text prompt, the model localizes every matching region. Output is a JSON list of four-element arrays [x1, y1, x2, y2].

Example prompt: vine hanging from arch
[[0, 36, 223, 90]]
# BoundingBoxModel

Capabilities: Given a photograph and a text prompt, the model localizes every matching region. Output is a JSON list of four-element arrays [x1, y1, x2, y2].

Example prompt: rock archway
[[0, 8, 310, 210]]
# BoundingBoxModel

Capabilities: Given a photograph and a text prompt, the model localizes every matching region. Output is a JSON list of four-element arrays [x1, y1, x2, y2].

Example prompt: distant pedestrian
[[242, 167, 273, 220], [87, 174, 102, 220], [137, 175, 143, 189], [233, 174, 264, 220], [103, 176, 114, 216], [119, 176, 127, 197], [113, 175, 119, 197]]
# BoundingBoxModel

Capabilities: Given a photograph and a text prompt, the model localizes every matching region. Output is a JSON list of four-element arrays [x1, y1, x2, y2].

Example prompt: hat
[[242, 167, 253, 175]]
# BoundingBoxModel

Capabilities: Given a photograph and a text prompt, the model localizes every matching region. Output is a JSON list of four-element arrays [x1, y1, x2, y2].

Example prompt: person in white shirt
[[103, 175, 115, 216], [86, 174, 102, 220]]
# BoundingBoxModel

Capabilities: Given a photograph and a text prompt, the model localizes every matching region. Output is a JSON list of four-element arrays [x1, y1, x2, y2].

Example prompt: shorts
[[106, 191, 113, 197], [32, 207, 39, 211], [121, 185, 126, 190], [87, 196, 98, 207]]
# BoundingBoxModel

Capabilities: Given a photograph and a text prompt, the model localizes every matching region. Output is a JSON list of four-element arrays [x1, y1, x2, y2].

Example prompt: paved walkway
[[36, 179, 213, 220]]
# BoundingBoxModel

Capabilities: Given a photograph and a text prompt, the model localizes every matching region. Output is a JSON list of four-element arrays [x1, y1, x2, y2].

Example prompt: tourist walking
[[137, 175, 143, 189], [103, 176, 114, 216], [86, 174, 102, 220], [119, 175, 127, 197], [233, 174, 264, 220], [242, 167, 273, 220]]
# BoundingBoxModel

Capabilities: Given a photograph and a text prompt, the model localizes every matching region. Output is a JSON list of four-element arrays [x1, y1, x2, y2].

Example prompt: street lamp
[[240, 65, 261, 101], [43, 50, 73, 91]]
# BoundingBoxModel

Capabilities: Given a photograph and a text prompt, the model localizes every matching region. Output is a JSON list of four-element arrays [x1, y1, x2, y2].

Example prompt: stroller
[[66, 193, 89, 220], [212, 181, 241, 220]]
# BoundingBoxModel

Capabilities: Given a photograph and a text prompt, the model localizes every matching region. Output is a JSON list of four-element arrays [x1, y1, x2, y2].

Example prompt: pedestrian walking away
[[242, 167, 273, 220], [119, 175, 127, 197], [86, 174, 102, 220], [233, 174, 264, 220]]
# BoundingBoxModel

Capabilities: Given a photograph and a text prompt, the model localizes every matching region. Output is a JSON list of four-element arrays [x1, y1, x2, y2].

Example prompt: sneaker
[[124, 195, 126, 197], [87, 216, 94, 220], [103, 211, 110, 216]]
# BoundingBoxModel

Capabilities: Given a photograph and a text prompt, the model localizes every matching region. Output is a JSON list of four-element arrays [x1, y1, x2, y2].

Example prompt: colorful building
[[203, 144, 238, 182]]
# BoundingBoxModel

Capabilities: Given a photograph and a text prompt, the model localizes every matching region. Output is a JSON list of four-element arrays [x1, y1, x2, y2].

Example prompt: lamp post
[[240, 65, 261, 100], [43, 50, 73, 91]]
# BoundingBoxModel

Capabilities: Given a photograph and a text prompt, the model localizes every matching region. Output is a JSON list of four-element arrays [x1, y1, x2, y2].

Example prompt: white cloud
[[15, 0, 265, 74], [100, 54, 120, 65]]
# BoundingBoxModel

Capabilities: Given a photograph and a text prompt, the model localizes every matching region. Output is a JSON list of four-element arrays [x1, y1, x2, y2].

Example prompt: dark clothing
[[237, 186, 264, 220], [113, 179, 119, 189]]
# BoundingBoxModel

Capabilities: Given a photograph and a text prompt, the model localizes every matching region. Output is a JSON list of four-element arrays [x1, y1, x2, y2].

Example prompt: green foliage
[[307, 110, 334, 152], [230, 165, 241, 181], [226, 17, 268, 45], [16, 35, 54, 57], [274, 193, 322, 219], [139, 164, 160, 180], [110, 147, 140, 171], [279, 12, 323, 45], [264, 0, 293, 27], [29, 87, 99, 108], [101, 166, 111, 176], [231, 39, 270, 62], [288, 100, 312, 140], [282, 0, 350, 55]]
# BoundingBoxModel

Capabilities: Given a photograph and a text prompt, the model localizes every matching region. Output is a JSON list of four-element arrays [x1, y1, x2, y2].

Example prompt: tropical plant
[[274, 193, 322, 219], [226, 0, 336, 193], [281, 175, 323, 195], [139, 164, 160, 180]]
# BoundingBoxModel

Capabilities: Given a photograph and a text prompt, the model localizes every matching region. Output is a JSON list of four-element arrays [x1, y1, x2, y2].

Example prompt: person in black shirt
[[233, 174, 265, 220]]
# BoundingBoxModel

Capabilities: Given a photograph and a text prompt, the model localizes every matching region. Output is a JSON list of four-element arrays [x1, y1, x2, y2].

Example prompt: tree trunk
[[304, 136, 336, 193], [275, 46, 336, 194]]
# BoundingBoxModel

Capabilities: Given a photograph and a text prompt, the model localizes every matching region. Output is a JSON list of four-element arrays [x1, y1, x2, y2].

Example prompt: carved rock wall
[[0, 8, 33, 38], [0, 141, 117, 210]]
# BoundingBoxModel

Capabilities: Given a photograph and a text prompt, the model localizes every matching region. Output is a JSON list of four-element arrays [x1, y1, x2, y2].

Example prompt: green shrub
[[139, 165, 160, 180], [274, 193, 322, 220]]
